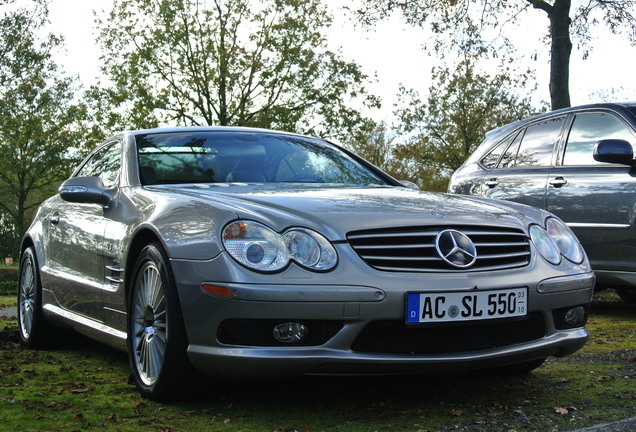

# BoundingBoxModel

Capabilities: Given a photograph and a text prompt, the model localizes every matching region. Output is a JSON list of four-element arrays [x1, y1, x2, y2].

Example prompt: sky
[[42, 0, 636, 124]]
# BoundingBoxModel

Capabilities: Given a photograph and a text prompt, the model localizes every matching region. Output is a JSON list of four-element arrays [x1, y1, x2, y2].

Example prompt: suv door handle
[[485, 178, 499, 188], [50, 213, 60, 225], [549, 176, 568, 188]]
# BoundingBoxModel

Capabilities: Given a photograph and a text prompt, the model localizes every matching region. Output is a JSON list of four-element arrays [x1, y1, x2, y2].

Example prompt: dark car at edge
[[449, 102, 636, 303]]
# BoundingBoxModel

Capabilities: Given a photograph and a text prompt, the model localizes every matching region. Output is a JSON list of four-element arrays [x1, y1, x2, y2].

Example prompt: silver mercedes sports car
[[18, 127, 595, 400]]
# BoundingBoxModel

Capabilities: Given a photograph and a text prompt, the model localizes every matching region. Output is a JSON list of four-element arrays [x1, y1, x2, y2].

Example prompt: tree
[[93, 0, 379, 141], [356, 0, 636, 110], [0, 0, 89, 257], [343, 121, 438, 188], [391, 37, 543, 191]]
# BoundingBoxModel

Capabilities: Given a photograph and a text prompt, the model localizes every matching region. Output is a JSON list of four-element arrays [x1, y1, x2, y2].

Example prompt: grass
[[0, 291, 634, 432], [0, 296, 16, 309]]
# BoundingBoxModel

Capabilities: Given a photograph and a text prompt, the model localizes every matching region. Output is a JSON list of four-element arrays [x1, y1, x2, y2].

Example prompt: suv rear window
[[483, 117, 565, 169], [514, 117, 564, 167], [563, 112, 636, 166]]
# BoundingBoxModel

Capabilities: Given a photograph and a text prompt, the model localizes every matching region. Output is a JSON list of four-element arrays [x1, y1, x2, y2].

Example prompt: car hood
[[148, 184, 543, 240]]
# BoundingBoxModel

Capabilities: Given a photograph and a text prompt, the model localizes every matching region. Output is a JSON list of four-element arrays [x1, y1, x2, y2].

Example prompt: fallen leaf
[[554, 407, 568, 415]]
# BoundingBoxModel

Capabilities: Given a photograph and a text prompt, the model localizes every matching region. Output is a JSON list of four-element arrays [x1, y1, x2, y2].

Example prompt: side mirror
[[399, 180, 420, 190], [59, 176, 114, 206], [593, 139, 635, 166]]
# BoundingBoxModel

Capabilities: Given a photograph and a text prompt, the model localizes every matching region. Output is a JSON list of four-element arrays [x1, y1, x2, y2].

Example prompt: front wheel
[[127, 242, 196, 401], [615, 287, 636, 303], [18, 247, 53, 348]]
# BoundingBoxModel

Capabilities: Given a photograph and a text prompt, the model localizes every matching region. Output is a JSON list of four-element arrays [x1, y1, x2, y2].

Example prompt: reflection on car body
[[449, 102, 636, 303], [19, 127, 594, 400]]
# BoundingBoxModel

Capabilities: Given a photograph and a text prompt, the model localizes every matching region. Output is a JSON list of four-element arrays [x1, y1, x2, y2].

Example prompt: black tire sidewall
[[615, 287, 636, 303], [17, 247, 48, 348], [127, 242, 192, 401]]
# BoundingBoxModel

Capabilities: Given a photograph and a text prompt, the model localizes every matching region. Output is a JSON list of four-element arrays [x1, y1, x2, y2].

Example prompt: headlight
[[222, 221, 287, 271], [545, 217, 584, 264], [222, 221, 338, 272], [283, 229, 338, 271], [530, 224, 561, 265]]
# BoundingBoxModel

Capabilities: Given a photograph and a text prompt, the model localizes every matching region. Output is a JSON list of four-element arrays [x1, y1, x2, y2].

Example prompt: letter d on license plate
[[406, 287, 527, 323]]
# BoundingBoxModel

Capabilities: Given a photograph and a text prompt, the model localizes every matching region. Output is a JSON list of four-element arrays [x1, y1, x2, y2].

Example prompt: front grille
[[347, 225, 530, 272], [351, 314, 545, 354]]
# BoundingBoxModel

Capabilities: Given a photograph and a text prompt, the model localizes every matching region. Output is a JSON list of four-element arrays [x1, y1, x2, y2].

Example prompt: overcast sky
[[43, 0, 636, 123]]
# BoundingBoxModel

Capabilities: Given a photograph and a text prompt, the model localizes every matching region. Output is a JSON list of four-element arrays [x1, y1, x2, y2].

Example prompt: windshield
[[136, 131, 390, 186]]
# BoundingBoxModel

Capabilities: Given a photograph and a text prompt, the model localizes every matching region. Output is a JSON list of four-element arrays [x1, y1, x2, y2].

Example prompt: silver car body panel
[[25, 126, 595, 378]]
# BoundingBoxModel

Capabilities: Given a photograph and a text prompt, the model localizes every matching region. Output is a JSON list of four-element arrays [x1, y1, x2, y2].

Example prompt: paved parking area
[[0, 306, 17, 319]]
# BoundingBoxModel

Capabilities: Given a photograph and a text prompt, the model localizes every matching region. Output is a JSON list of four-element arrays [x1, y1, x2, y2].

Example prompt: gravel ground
[[0, 306, 16, 319]]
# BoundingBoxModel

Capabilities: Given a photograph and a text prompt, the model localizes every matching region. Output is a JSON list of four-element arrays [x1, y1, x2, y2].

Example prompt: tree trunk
[[548, 0, 572, 110]]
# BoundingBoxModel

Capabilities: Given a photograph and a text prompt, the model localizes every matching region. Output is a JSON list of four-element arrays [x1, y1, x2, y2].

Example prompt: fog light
[[563, 306, 585, 326], [273, 322, 308, 344]]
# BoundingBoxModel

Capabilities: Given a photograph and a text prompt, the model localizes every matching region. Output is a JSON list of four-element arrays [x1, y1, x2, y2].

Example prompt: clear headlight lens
[[530, 224, 561, 265], [222, 221, 338, 272], [222, 221, 287, 271], [545, 217, 584, 264], [283, 229, 338, 271]]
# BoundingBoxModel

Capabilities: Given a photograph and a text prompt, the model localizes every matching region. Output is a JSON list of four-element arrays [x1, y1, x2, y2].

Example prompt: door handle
[[50, 214, 60, 225], [485, 178, 499, 188], [549, 176, 568, 188]]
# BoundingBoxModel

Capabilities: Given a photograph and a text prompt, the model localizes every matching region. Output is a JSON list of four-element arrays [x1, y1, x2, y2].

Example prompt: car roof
[[461, 102, 636, 166], [125, 125, 313, 139], [485, 101, 636, 142]]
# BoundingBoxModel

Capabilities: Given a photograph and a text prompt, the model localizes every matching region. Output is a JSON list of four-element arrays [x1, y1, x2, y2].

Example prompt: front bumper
[[188, 327, 589, 378], [170, 250, 595, 379]]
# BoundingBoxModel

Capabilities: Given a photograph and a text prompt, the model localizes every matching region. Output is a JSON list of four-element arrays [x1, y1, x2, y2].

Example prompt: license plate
[[406, 288, 527, 324]]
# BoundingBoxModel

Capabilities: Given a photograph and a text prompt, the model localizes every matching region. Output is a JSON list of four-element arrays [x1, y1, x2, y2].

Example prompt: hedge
[[0, 267, 18, 295], [0, 280, 17, 296], [0, 267, 18, 282]]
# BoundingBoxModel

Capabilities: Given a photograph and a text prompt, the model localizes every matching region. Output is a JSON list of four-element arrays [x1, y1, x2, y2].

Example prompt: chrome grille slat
[[473, 242, 528, 247], [477, 251, 531, 259], [347, 225, 530, 273], [357, 255, 439, 262], [353, 243, 435, 250]]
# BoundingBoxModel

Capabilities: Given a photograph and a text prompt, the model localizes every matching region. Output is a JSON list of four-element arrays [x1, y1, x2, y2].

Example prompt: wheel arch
[[124, 228, 164, 301]]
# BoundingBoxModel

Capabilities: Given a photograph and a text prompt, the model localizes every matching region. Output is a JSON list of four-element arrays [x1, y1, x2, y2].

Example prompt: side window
[[76, 141, 121, 188], [563, 113, 636, 166], [499, 130, 523, 169], [480, 133, 515, 169], [514, 117, 565, 167]]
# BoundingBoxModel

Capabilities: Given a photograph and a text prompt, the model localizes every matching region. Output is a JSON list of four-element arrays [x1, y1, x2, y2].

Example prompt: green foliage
[[0, 265, 18, 296], [0, 266, 18, 282], [391, 34, 545, 191], [0, 0, 93, 256], [92, 0, 379, 142], [0, 281, 17, 296]]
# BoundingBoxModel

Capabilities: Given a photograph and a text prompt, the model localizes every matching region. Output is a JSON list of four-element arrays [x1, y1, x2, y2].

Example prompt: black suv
[[449, 102, 636, 303]]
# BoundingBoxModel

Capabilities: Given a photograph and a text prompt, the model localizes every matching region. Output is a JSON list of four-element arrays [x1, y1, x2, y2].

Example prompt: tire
[[17, 247, 53, 348], [127, 242, 196, 401], [615, 287, 636, 303]]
